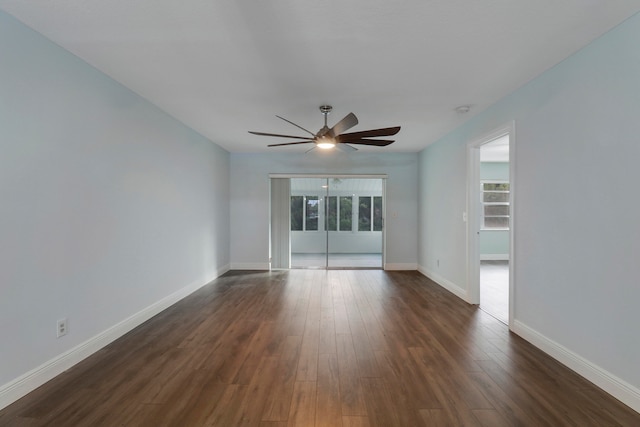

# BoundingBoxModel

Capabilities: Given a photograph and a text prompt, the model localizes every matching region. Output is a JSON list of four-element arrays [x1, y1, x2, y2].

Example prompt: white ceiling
[[2, 1, 639, 153]]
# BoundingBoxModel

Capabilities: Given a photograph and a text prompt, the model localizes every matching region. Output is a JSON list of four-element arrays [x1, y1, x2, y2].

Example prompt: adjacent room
[[288, 177, 384, 269], [2, 1, 640, 425], [479, 135, 510, 324]]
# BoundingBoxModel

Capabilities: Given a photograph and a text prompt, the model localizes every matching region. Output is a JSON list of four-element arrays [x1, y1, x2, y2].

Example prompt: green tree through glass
[[359, 197, 372, 231], [291, 196, 303, 230], [340, 196, 352, 231]]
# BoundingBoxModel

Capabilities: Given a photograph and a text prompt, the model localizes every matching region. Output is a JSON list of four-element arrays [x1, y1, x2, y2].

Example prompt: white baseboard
[[417, 265, 470, 303], [480, 254, 509, 261], [512, 320, 640, 413], [229, 262, 270, 270], [231, 262, 417, 271], [0, 267, 228, 410], [384, 262, 417, 271], [216, 264, 231, 277]]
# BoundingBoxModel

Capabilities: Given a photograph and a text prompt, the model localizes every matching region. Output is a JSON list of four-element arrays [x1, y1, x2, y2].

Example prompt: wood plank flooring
[[480, 261, 509, 324], [1, 270, 638, 426]]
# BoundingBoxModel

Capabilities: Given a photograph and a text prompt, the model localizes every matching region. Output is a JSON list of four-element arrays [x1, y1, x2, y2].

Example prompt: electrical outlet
[[57, 318, 68, 338]]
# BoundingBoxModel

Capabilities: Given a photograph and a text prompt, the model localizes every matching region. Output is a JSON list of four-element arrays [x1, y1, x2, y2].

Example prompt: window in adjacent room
[[358, 196, 383, 231], [339, 196, 353, 231], [291, 195, 320, 231], [327, 196, 353, 231], [305, 196, 319, 231], [327, 196, 337, 231], [291, 196, 303, 231], [481, 182, 510, 229]]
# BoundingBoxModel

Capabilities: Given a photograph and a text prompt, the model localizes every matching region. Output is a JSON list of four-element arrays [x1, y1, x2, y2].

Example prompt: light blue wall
[[0, 10, 230, 398], [480, 162, 509, 181], [480, 162, 509, 257], [418, 11, 640, 403], [230, 153, 418, 269], [479, 231, 508, 258]]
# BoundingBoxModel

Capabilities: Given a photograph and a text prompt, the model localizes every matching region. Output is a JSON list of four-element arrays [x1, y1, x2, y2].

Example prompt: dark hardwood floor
[[1, 270, 638, 426]]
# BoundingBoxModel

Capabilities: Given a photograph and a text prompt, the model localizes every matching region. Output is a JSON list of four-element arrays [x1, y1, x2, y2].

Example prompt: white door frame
[[269, 173, 388, 270], [466, 122, 515, 329]]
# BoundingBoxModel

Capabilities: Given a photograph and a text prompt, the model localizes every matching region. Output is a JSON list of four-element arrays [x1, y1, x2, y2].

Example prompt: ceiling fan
[[249, 105, 400, 151]]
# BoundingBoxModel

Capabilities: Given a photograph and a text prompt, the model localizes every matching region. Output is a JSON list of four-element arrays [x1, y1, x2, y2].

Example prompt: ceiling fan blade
[[267, 140, 315, 147], [345, 139, 395, 147], [249, 131, 310, 139], [338, 126, 401, 141], [275, 115, 316, 137], [336, 142, 358, 152], [326, 112, 358, 137]]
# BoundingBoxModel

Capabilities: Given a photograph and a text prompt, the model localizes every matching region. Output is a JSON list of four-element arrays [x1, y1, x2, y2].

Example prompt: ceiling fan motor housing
[[319, 105, 333, 115], [249, 104, 399, 149]]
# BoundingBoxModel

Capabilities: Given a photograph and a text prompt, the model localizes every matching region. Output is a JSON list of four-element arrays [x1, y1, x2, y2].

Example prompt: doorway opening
[[467, 124, 514, 326], [270, 175, 386, 270]]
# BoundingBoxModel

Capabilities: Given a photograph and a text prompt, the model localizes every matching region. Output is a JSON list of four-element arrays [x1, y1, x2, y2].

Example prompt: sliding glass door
[[288, 177, 384, 269], [290, 178, 327, 268]]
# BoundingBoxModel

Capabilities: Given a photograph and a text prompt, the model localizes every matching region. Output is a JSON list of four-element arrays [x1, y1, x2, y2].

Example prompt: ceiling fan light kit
[[316, 136, 336, 150], [249, 105, 400, 151]]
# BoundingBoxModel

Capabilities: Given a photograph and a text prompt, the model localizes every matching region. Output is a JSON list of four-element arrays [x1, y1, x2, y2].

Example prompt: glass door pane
[[289, 176, 384, 269], [290, 178, 327, 268], [327, 178, 383, 269]]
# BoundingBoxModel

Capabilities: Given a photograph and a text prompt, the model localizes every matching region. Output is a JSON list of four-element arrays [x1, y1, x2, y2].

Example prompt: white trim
[[276, 175, 387, 270], [269, 173, 387, 179], [467, 142, 481, 304], [230, 262, 270, 270], [216, 264, 231, 278], [384, 262, 416, 271], [0, 265, 229, 410], [512, 320, 640, 413], [508, 122, 516, 330], [418, 266, 470, 303], [467, 122, 516, 328], [480, 254, 509, 261]]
